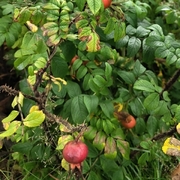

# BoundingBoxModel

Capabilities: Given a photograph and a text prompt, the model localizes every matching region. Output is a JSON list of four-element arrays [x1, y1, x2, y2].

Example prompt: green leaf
[[34, 57, 46, 69], [2, 110, 19, 123], [112, 170, 124, 180], [155, 46, 169, 58], [23, 111, 45, 127], [104, 19, 115, 35], [66, 81, 81, 98], [129, 98, 146, 116], [103, 119, 114, 135], [18, 9, 31, 24], [148, 24, 164, 36], [87, 0, 101, 15], [146, 35, 164, 47], [166, 52, 177, 65], [84, 95, 99, 114], [43, 3, 60, 10], [111, 127, 125, 140], [93, 75, 107, 87], [21, 32, 37, 50], [12, 142, 34, 154], [135, 118, 146, 135], [104, 137, 117, 159], [76, 0, 86, 11], [99, 100, 114, 118], [147, 116, 158, 137], [76, 66, 88, 79], [100, 155, 119, 173], [88, 78, 100, 94], [84, 126, 97, 140], [105, 62, 112, 80], [133, 60, 146, 77], [76, 19, 89, 29], [51, 55, 68, 78], [6, 32, 15, 47], [14, 56, 33, 70], [140, 141, 152, 149], [166, 11, 176, 24], [144, 92, 160, 112], [116, 35, 129, 48], [117, 71, 136, 84], [0, 34, 5, 46], [71, 95, 88, 124], [83, 73, 92, 91], [114, 22, 126, 41], [138, 152, 149, 165], [0, 121, 21, 138], [136, 26, 150, 37], [87, 171, 101, 180], [126, 25, 137, 36], [134, 79, 156, 92], [93, 131, 106, 150], [127, 37, 141, 57]]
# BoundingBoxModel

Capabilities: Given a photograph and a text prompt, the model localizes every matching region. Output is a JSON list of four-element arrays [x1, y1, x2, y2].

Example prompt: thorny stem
[[33, 46, 57, 97], [160, 69, 180, 99], [130, 125, 177, 159]]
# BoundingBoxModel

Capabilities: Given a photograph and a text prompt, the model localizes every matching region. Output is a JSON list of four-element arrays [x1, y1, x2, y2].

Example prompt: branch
[[130, 125, 177, 159], [0, 85, 86, 133], [160, 69, 180, 99]]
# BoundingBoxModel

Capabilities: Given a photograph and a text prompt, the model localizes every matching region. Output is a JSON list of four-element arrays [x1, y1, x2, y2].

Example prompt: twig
[[130, 125, 177, 159], [160, 69, 180, 99], [0, 85, 86, 132], [151, 126, 177, 141]]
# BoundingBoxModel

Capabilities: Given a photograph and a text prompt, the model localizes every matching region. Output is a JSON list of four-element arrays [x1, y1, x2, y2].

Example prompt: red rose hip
[[102, 0, 112, 9], [63, 140, 88, 164]]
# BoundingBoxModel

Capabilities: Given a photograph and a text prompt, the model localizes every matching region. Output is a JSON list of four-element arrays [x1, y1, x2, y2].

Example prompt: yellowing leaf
[[162, 137, 180, 156], [176, 123, 180, 134], [61, 158, 69, 171], [104, 137, 117, 159], [114, 103, 123, 113], [27, 75, 36, 85], [26, 21, 38, 32], [56, 135, 73, 150], [117, 139, 130, 160], [86, 32, 101, 52], [59, 124, 71, 133], [2, 110, 19, 123], [29, 105, 39, 113], [0, 121, 21, 138], [23, 110, 45, 127], [11, 92, 24, 108]]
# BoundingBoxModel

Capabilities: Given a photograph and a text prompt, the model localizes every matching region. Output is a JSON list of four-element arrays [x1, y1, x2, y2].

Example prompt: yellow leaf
[[162, 137, 180, 156], [23, 110, 45, 127], [59, 124, 71, 133], [26, 21, 38, 32], [56, 135, 73, 150], [29, 105, 39, 113], [114, 103, 123, 112], [61, 158, 69, 171], [176, 123, 180, 134]]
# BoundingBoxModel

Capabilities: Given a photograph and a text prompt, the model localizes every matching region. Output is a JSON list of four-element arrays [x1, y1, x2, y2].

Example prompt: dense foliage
[[1, 0, 180, 179]]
